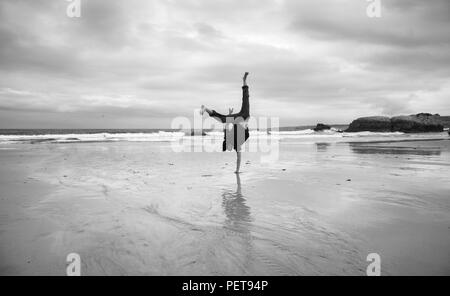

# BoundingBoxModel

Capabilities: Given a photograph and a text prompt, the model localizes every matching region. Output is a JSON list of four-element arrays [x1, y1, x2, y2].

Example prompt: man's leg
[[239, 84, 249, 119], [201, 105, 227, 123], [229, 72, 250, 120], [202, 72, 249, 121], [235, 73, 248, 174], [235, 151, 241, 174]]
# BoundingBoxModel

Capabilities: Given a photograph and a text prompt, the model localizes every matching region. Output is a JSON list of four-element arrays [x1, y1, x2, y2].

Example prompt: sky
[[0, 0, 449, 128]]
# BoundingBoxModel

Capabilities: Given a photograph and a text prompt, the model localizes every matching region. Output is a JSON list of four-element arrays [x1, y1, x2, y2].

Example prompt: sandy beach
[[1, 136, 449, 275]]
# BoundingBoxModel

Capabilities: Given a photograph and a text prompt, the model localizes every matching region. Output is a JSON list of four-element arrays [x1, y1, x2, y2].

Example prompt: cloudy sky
[[0, 0, 449, 128]]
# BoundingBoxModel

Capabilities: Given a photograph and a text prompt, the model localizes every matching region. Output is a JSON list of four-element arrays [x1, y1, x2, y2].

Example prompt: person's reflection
[[221, 174, 253, 272], [222, 173, 252, 231]]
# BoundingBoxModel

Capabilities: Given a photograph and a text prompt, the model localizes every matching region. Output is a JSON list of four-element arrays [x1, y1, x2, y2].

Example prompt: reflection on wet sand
[[221, 174, 253, 273], [350, 142, 441, 156], [222, 173, 252, 231], [316, 142, 331, 152]]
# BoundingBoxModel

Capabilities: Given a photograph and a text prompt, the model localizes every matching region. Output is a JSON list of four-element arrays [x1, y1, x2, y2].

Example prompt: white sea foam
[[0, 130, 447, 144], [0, 131, 185, 144]]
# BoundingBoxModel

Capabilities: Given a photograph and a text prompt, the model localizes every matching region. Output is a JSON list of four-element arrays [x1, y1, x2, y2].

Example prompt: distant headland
[[345, 113, 450, 133]]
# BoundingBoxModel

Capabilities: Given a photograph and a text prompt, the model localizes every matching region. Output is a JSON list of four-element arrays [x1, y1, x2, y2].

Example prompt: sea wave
[[342, 131, 404, 137], [0, 131, 185, 144], [0, 129, 448, 144], [205, 130, 269, 137]]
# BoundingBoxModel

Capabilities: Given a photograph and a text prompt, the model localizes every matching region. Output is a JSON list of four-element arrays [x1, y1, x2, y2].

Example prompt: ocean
[[0, 126, 448, 144]]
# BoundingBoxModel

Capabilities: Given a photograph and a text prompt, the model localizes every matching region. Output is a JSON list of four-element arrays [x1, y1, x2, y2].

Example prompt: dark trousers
[[210, 86, 250, 151], [210, 85, 250, 122]]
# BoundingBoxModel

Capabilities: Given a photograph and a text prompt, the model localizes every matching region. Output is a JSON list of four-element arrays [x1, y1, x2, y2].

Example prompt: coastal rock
[[345, 113, 444, 133], [438, 116, 450, 128], [313, 123, 331, 132], [391, 113, 443, 133], [345, 116, 391, 132]]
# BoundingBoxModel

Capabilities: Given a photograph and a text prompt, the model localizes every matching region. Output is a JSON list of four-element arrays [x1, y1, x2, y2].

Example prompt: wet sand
[[0, 139, 449, 275]]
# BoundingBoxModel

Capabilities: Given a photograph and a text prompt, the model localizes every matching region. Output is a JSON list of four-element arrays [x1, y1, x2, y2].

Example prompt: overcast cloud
[[0, 0, 449, 128]]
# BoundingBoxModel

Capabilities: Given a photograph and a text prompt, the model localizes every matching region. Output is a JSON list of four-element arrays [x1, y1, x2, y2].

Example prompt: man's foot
[[243, 72, 249, 85], [242, 72, 248, 86]]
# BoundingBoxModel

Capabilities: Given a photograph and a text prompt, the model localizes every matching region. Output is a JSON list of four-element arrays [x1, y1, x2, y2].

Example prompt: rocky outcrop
[[345, 116, 391, 132], [436, 115, 450, 128], [313, 123, 331, 131], [345, 113, 444, 133], [391, 113, 443, 132]]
